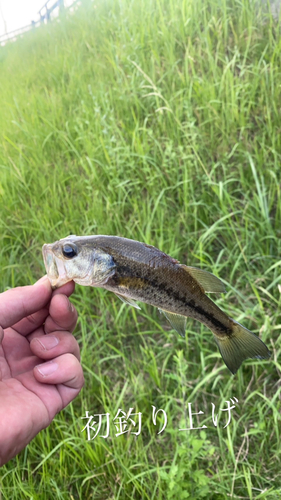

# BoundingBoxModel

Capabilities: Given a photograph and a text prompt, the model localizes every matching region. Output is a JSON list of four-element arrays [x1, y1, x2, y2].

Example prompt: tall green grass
[[1, 0, 281, 497]]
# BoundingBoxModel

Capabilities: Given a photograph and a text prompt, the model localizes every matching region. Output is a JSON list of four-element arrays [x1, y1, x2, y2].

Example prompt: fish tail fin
[[213, 321, 271, 374]]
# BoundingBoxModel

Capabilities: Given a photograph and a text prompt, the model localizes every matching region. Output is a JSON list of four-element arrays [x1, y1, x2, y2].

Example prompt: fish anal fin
[[182, 266, 226, 293], [214, 321, 271, 374], [159, 309, 187, 338], [115, 293, 141, 310]]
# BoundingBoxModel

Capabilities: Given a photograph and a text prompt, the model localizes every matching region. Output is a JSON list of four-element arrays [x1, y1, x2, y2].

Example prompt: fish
[[42, 235, 271, 374]]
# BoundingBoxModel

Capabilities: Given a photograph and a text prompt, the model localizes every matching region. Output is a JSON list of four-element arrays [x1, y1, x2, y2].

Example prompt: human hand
[[0, 276, 84, 466]]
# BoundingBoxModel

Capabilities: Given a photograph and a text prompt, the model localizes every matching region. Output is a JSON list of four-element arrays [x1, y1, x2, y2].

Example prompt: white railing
[[0, 0, 80, 45]]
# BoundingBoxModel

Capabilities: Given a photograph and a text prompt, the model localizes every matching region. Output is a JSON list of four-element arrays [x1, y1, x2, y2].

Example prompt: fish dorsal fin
[[159, 309, 187, 338], [181, 266, 226, 293], [115, 293, 141, 310]]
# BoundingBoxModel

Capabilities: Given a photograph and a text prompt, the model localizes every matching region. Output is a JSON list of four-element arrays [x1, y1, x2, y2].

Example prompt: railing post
[[39, 9, 44, 23], [59, 0, 65, 13]]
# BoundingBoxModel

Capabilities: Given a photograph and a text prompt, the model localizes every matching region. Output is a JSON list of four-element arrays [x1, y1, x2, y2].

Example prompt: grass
[[0, 0, 281, 497]]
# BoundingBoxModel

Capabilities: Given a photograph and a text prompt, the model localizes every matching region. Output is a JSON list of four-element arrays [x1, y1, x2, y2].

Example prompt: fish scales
[[101, 241, 233, 337], [42, 235, 271, 374]]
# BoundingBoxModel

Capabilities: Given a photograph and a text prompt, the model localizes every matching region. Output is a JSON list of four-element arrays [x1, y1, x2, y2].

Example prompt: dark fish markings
[[112, 264, 232, 335]]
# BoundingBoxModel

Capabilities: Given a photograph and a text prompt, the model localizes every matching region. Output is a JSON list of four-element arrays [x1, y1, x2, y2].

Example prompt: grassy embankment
[[0, 0, 281, 498]]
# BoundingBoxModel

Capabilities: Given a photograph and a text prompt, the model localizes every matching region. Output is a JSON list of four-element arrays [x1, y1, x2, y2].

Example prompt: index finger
[[0, 276, 52, 330], [10, 281, 76, 336], [44, 294, 78, 334]]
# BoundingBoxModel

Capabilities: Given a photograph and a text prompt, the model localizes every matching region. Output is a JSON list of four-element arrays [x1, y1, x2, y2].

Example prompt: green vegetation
[[1, 0, 281, 497]]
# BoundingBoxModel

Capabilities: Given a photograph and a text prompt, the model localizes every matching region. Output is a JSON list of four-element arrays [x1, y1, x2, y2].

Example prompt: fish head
[[42, 235, 116, 288]]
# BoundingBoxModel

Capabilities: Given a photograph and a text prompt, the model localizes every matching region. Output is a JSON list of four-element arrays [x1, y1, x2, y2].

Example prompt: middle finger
[[30, 330, 80, 361]]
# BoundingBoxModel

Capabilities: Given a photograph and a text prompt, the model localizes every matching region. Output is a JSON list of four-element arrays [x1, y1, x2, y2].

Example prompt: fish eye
[[62, 244, 78, 259]]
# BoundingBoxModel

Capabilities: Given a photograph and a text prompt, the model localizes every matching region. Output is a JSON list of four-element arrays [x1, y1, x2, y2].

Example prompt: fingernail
[[68, 301, 75, 313], [37, 361, 58, 377], [34, 275, 50, 287], [36, 335, 59, 350]]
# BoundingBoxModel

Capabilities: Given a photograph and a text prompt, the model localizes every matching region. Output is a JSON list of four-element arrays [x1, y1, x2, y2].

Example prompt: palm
[[0, 278, 84, 466], [0, 328, 58, 431]]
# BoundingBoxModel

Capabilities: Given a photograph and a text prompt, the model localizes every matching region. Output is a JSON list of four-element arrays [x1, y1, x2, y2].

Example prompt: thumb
[[0, 326, 3, 345], [0, 276, 52, 329]]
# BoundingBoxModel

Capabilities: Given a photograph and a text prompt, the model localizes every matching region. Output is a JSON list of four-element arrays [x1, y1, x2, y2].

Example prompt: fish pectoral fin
[[114, 293, 141, 310], [159, 309, 187, 338], [214, 321, 271, 374], [181, 266, 226, 293]]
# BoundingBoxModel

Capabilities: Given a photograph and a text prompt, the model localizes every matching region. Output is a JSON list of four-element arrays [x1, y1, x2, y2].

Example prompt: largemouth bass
[[42, 235, 271, 374]]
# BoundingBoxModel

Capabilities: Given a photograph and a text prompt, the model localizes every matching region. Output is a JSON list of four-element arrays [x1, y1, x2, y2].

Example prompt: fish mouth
[[42, 244, 70, 288]]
